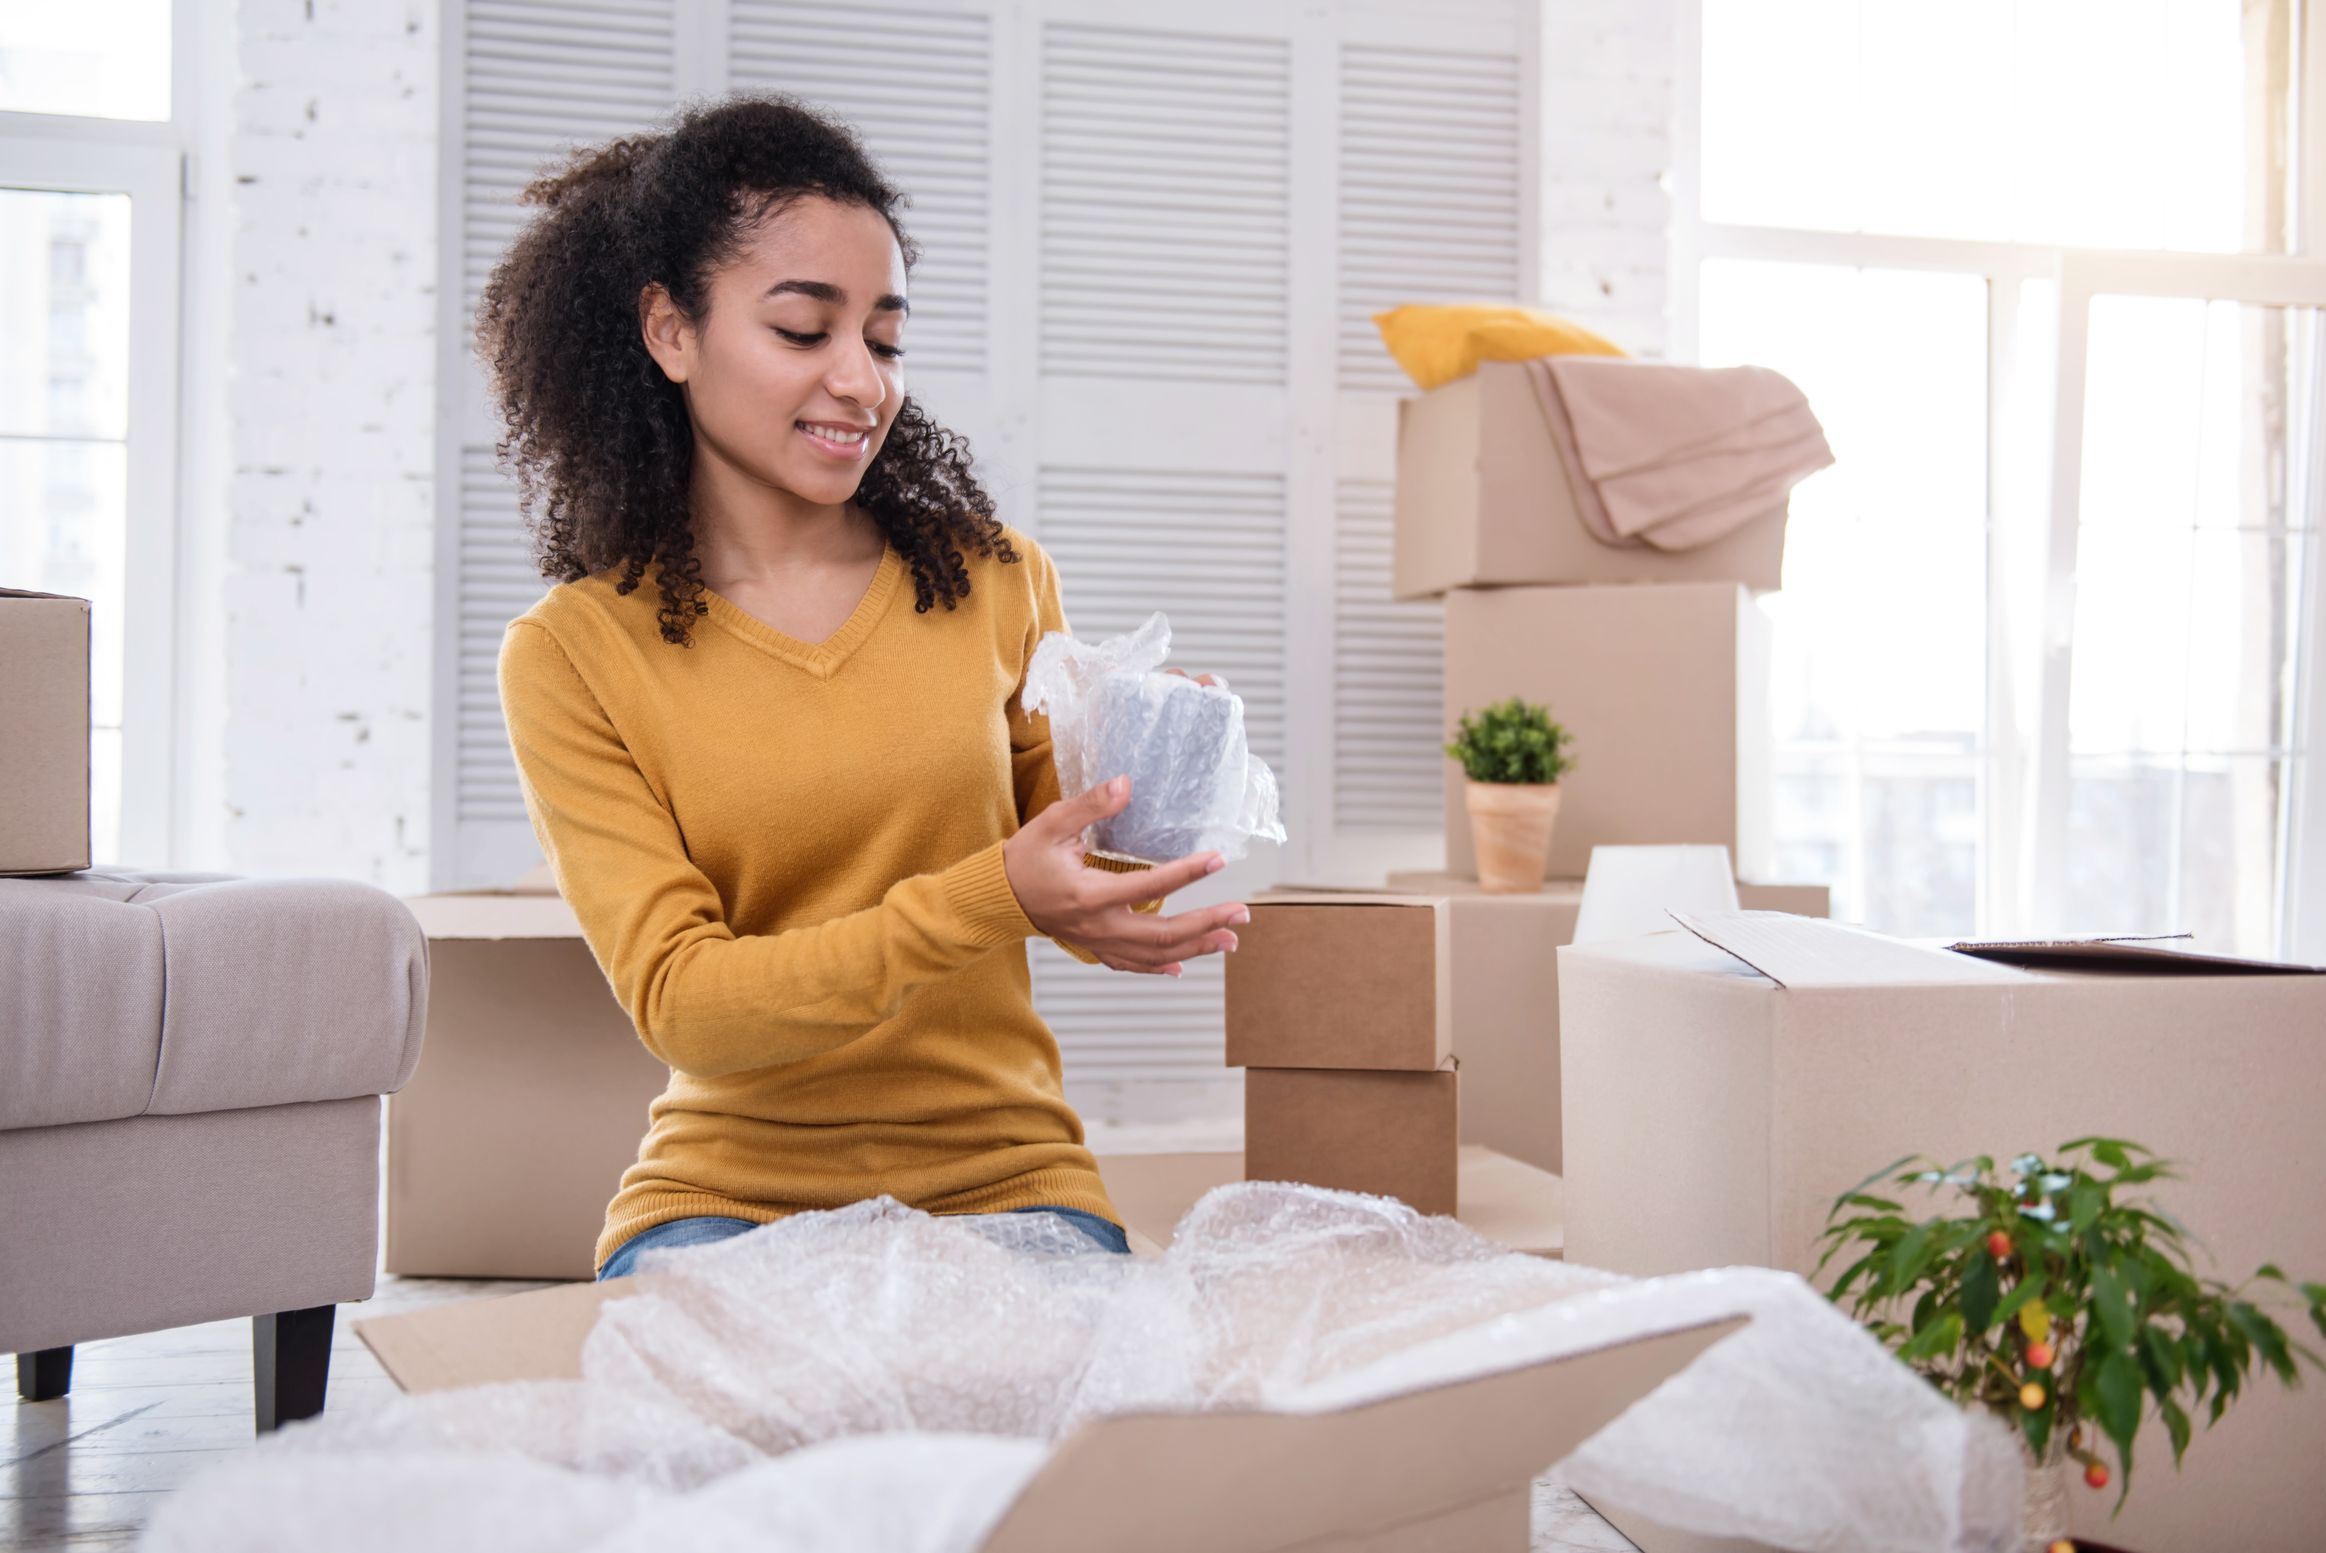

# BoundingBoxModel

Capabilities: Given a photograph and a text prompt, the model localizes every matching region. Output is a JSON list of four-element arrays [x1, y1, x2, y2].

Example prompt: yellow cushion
[[1371, 303, 1628, 391]]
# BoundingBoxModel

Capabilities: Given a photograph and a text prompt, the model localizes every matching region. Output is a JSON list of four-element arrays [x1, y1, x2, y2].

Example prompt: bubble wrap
[[139, 1188, 2020, 1553], [1022, 611, 1285, 864]]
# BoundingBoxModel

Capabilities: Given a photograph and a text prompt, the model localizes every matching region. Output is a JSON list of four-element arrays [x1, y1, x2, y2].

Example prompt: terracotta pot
[[1463, 780, 1560, 894]]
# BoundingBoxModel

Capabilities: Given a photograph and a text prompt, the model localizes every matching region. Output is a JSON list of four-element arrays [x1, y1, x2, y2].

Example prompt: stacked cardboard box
[[1396, 360, 1788, 881], [1224, 892, 1462, 1216], [1215, 364, 1818, 1217], [1440, 581, 1773, 879], [1206, 361, 1816, 1203], [1393, 360, 1787, 599], [1, 588, 93, 877]]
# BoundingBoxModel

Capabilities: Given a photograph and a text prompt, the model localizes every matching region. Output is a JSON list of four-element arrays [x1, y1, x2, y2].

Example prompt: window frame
[[0, 0, 193, 867], [1674, 0, 2326, 954]]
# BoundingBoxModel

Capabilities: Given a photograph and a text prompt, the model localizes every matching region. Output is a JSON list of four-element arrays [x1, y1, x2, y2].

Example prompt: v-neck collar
[[697, 542, 904, 679]]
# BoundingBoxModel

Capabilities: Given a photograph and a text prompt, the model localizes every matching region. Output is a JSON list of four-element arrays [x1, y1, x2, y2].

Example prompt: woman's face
[[643, 194, 909, 508]]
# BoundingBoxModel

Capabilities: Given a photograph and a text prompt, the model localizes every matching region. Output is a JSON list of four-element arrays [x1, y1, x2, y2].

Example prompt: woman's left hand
[[1163, 668, 1220, 689]]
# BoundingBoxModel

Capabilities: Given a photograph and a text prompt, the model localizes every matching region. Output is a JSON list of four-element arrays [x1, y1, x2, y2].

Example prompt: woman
[[483, 95, 1250, 1281]]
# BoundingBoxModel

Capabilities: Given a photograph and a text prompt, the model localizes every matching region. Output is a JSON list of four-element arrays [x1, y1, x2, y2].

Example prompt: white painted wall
[[181, 0, 1674, 890]]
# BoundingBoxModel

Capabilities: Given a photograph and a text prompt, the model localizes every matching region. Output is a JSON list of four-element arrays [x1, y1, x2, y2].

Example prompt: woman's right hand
[[1003, 775, 1248, 976]]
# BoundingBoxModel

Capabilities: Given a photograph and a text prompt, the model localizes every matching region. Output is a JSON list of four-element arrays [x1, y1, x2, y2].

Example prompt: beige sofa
[[1, 868, 426, 1430]]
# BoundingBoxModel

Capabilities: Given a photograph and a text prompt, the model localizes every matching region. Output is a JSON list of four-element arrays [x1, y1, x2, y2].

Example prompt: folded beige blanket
[[1524, 356, 1835, 551]]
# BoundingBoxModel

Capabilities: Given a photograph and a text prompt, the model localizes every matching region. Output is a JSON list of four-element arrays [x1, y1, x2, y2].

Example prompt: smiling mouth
[[797, 421, 871, 455]]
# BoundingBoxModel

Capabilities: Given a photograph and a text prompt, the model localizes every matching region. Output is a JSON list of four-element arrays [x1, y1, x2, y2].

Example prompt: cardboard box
[[1393, 361, 1787, 601], [1245, 1066, 1459, 1218], [1558, 914, 2326, 1553], [1231, 880, 1828, 1176], [1100, 1145, 1564, 1260], [351, 1271, 1741, 1553], [1444, 583, 1771, 881], [1, 588, 92, 876], [1225, 892, 1453, 1072], [390, 882, 667, 1280]]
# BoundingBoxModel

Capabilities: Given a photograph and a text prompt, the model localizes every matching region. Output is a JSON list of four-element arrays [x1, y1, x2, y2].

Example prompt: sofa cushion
[[0, 870, 428, 1129]]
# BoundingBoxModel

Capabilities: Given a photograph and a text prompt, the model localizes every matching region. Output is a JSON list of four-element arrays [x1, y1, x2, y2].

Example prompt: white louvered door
[[1325, 26, 1531, 879], [433, 0, 687, 886], [435, 0, 1536, 1120]]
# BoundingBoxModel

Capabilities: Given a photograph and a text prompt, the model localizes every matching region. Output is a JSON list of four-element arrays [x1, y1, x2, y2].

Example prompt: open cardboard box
[[0, 587, 93, 876], [1392, 360, 1787, 599], [355, 1269, 1742, 1552], [1559, 912, 2326, 1553]]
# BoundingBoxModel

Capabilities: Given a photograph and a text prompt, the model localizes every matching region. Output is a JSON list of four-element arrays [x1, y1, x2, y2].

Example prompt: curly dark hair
[[477, 94, 1015, 646]]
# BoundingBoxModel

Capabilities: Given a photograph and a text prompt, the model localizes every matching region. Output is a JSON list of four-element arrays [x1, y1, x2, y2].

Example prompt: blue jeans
[[595, 1204, 1131, 1281]]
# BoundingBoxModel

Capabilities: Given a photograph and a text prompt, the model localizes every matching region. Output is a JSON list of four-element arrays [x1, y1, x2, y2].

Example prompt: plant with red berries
[[1816, 1138, 2326, 1512]]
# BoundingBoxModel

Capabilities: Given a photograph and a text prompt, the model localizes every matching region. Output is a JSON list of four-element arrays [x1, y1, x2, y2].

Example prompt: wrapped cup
[[1023, 612, 1286, 864]]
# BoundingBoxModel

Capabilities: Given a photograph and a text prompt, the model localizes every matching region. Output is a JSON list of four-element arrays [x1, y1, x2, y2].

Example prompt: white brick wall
[[1535, 0, 1677, 359], [218, 0, 437, 891]]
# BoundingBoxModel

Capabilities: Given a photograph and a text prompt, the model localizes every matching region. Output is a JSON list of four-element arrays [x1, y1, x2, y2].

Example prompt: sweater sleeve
[[500, 618, 1038, 1078], [1007, 542, 1165, 968]]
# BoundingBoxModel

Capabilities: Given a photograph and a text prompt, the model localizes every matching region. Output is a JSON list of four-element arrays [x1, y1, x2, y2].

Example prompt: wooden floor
[[5, 1118, 1639, 1551], [5, 1273, 552, 1551]]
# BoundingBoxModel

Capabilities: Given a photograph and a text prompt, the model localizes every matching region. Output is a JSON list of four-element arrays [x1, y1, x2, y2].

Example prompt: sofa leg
[[253, 1305, 334, 1433], [16, 1346, 73, 1401]]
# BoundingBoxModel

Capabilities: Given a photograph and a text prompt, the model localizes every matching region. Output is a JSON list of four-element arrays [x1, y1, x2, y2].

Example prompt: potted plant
[[1817, 1139, 2326, 1550], [1444, 697, 1572, 894]]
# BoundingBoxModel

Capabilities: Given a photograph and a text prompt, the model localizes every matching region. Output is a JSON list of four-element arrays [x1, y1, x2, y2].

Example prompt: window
[[0, 3, 172, 122], [1681, 0, 2326, 956], [0, 5, 186, 866], [2047, 271, 2325, 950], [1700, 0, 2296, 254]]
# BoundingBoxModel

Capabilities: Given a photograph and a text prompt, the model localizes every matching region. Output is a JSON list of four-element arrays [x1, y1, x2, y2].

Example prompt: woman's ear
[[639, 283, 693, 384]]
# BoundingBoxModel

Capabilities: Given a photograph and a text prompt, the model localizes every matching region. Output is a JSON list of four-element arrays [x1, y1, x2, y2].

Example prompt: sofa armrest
[[141, 875, 428, 1116]]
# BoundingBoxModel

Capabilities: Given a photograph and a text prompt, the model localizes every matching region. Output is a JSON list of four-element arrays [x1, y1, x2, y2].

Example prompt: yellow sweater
[[498, 526, 1144, 1271]]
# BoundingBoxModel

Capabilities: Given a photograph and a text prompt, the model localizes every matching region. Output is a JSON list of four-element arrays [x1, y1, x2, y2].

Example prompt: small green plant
[[1817, 1140, 2326, 1511], [1444, 697, 1572, 785]]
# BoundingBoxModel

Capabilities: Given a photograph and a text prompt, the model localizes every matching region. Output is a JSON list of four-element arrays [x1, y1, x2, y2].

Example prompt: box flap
[[1099, 1151, 1246, 1247], [1946, 935, 2326, 975], [359, 1255, 1738, 1553], [1669, 911, 2030, 989], [0, 587, 89, 603], [1099, 1146, 1561, 1260], [1453, 1144, 1563, 1259], [979, 1316, 1745, 1553], [355, 1275, 676, 1392], [509, 861, 560, 894], [402, 890, 584, 940]]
